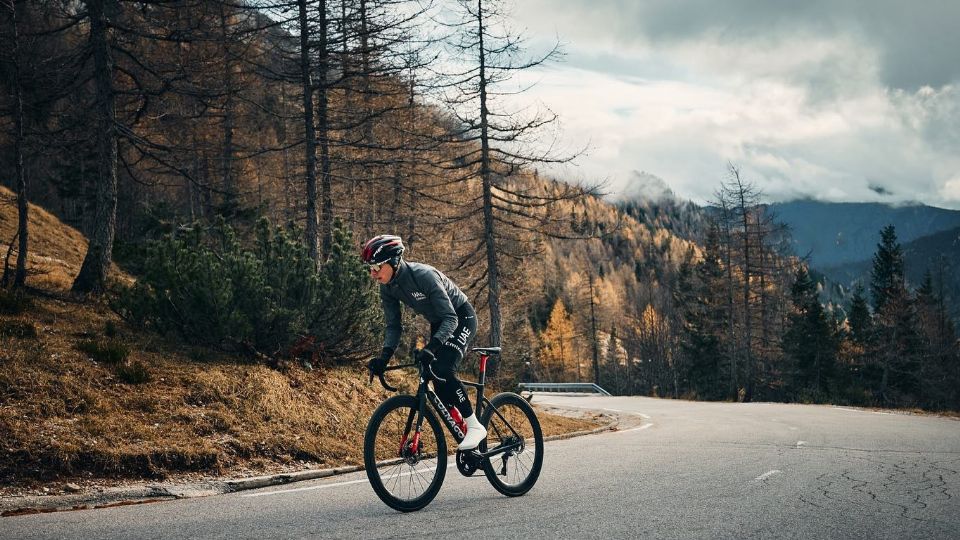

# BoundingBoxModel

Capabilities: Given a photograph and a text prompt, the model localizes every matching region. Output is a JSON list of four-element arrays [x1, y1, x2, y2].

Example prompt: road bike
[[363, 346, 544, 512]]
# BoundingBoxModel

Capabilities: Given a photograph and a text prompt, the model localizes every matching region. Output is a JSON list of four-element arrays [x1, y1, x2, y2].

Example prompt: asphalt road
[[3, 395, 959, 539]]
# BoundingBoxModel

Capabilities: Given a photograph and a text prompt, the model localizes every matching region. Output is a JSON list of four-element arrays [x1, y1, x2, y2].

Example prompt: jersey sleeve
[[381, 287, 403, 351]]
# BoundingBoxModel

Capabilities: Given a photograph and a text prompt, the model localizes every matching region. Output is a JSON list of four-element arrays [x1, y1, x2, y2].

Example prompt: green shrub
[[116, 218, 379, 365], [77, 339, 130, 365], [104, 320, 119, 338], [0, 319, 38, 339], [0, 289, 32, 315], [115, 360, 151, 384]]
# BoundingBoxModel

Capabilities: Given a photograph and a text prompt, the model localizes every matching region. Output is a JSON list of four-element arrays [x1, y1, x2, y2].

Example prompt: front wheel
[[363, 395, 447, 512], [479, 392, 544, 497]]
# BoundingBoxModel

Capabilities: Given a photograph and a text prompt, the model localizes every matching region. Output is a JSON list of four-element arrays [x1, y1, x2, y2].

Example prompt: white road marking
[[614, 423, 654, 434], [242, 463, 455, 498], [602, 408, 651, 419], [832, 406, 896, 416], [755, 470, 782, 481]]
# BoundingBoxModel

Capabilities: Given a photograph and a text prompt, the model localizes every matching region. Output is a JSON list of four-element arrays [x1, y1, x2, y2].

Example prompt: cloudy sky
[[499, 0, 960, 209]]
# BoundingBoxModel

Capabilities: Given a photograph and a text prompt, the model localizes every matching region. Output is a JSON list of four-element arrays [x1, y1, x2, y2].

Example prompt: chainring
[[455, 450, 480, 477]]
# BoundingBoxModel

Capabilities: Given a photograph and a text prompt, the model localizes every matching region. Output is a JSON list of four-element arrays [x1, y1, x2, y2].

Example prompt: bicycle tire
[[363, 395, 447, 512], [479, 392, 544, 497]]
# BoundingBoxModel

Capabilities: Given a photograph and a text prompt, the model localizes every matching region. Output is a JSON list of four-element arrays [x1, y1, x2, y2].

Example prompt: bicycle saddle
[[471, 346, 501, 355]]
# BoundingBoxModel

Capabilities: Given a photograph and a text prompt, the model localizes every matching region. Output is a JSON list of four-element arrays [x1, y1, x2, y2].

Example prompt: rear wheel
[[363, 395, 447, 512], [479, 392, 543, 496]]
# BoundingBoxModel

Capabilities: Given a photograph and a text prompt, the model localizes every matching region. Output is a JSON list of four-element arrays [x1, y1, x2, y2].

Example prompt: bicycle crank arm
[[471, 440, 522, 460]]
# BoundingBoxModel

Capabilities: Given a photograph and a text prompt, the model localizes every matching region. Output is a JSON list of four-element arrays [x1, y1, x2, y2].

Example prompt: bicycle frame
[[390, 352, 522, 461]]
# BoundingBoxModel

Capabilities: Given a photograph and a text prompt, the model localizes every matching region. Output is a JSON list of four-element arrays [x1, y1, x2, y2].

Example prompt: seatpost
[[479, 354, 489, 385]]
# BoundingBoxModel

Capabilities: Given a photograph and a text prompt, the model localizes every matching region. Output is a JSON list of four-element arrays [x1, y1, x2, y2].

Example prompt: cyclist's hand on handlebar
[[367, 356, 387, 378], [415, 347, 435, 365], [367, 347, 394, 380]]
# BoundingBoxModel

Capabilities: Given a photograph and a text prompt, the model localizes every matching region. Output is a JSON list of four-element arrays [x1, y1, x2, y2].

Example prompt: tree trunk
[[6, 0, 28, 287], [318, 0, 333, 260], [298, 0, 320, 263], [476, 0, 502, 348], [219, 5, 237, 213], [720, 202, 737, 398], [359, 0, 373, 145], [589, 270, 600, 385], [73, 0, 118, 294], [732, 170, 754, 402]]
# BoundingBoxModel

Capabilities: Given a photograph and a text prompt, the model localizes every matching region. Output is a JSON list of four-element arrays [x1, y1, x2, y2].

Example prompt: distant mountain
[[768, 200, 960, 268]]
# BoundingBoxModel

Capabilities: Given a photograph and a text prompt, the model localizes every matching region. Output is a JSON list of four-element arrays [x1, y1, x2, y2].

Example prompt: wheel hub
[[401, 440, 422, 465]]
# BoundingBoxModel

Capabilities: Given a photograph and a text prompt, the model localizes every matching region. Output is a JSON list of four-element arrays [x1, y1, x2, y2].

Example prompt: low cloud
[[615, 171, 676, 203], [505, 1, 960, 209]]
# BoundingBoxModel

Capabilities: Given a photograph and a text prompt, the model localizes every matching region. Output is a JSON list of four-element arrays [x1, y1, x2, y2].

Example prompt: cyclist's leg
[[432, 303, 478, 417], [433, 345, 472, 416]]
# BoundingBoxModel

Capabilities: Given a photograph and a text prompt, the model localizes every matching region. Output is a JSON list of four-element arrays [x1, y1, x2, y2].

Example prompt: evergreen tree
[[118, 218, 378, 364], [782, 265, 836, 400], [847, 282, 872, 346], [914, 268, 960, 409], [870, 224, 904, 313], [839, 281, 873, 404], [678, 225, 727, 400], [867, 225, 922, 405]]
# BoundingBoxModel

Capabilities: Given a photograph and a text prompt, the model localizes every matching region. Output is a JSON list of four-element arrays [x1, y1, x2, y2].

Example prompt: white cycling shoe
[[458, 413, 487, 450]]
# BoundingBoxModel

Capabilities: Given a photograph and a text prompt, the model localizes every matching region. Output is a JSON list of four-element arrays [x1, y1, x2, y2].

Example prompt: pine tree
[[870, 224, 904, 313], [847, 282, 872, 346], [678, 225, 727, 400], [839, 281, 873, 403], [914, 267, 960, 409], [868, 225, 922, 405], [782, 265, 836, 400], [117, 218, 377, 364]]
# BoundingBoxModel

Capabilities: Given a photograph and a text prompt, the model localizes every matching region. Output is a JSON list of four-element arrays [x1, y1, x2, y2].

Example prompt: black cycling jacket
[[380, 260, 470, 351]]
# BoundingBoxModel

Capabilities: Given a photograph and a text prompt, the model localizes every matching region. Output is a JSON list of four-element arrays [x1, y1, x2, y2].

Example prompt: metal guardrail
[[518, 382, 612, 396]]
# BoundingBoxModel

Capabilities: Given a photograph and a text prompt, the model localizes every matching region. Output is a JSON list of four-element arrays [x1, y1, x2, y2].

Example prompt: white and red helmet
[[361, 235, 405, 265]]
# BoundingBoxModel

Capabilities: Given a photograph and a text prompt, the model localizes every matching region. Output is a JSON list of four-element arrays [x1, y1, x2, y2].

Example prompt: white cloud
[[498, 1, 960, 209]]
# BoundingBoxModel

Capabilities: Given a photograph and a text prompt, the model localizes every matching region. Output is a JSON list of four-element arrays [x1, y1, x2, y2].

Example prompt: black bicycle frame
[[411, 352, 521, 460]]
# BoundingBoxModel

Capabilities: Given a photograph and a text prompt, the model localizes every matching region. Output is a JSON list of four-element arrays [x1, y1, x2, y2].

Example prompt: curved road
[[3, 395, 959, 539]]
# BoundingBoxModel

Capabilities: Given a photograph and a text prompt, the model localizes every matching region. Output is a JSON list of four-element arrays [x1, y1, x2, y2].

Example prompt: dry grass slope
[[0, 189, 600, 491]]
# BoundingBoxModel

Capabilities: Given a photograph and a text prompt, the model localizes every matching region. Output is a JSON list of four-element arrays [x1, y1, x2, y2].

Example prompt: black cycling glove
[[415, 347, 435, 365], [367, 347, 394, 376]]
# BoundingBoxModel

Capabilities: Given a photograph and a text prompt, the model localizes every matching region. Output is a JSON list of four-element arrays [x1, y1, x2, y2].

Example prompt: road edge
[[1, 408, 617, 517]]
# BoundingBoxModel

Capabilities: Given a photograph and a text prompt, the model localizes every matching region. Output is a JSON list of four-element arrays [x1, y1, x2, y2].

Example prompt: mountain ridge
[[768, 199, 960, 268]]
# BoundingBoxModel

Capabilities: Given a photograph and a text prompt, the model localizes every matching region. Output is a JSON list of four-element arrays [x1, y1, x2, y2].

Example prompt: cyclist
[[362, 234, 487, 450]]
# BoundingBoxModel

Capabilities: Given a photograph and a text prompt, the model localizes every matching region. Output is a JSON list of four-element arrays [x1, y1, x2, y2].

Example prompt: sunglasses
[[368, 263, 384, 273]]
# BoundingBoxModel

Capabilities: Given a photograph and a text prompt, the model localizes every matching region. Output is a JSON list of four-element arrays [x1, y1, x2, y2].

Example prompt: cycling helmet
[[361, 234, 405, 265]]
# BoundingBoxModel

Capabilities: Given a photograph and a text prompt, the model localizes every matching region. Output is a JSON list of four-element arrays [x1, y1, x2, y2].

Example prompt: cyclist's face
[[370, 263, 393, 284]]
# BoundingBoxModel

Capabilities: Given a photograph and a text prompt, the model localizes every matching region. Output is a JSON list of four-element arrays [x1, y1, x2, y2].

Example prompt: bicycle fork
[[396, 389, 431, 460]]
